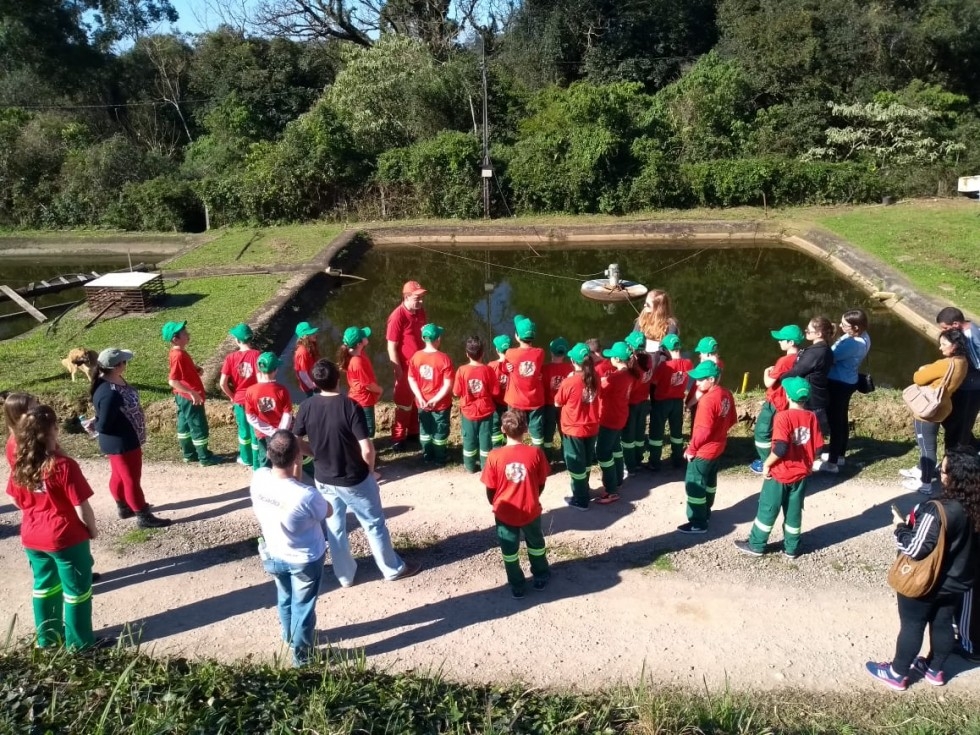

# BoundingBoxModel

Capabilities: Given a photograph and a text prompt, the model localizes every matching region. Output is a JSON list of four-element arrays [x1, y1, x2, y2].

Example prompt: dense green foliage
[[1, 0, 978, 230]]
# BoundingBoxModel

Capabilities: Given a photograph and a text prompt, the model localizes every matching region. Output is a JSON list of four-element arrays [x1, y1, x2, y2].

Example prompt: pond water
[[278, 243, 935, 397], [0, 256, 163, 341]]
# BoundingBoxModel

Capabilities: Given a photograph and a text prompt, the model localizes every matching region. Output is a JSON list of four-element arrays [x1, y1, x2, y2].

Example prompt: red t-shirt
[[594, 358, 613, 377], [6, 453, 94, 552], [599, 367, 632, 430], [652, 357, 694, 401], [488, 359, 509, 406], [293, 344, 317, 391], [244, 381, 294, 438], [386, 304, 427, 365], [542, 361, 574, 405], [686, 357, 726, 406], [409, 350, 454, 411], [453, 363, 498, 420], [770, 408, 824, 483], [346, 354, 380, 408], [481, 443, 549, 527], [503, 346, 545, 410], [687, 385, 737, 460], [765, 354, 797, 412], [628, 353, 654, 406], [221, 349, 260, 404], [555, 372, 600, 438], [169, 348, 205, 400]]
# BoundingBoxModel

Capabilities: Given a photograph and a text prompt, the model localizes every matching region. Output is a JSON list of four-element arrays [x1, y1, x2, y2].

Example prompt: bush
[[620, 137, 691, 210], [105, 177, 207, 232]]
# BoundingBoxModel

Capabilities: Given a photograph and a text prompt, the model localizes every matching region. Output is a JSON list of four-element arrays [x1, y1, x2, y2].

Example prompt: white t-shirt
[[250, 468, 329, 564]]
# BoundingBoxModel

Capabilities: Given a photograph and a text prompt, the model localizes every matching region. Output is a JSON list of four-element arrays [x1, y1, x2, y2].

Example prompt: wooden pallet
[[84, 272, 166, 315]]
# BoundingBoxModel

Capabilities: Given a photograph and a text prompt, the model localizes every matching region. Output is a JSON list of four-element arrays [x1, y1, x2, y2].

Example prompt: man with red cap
[[386, 280, 428, 449]]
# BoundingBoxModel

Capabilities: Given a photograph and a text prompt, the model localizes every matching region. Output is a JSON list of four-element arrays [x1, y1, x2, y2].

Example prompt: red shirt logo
[[519, 361, 536, 377], [468, 379, 485, 394]]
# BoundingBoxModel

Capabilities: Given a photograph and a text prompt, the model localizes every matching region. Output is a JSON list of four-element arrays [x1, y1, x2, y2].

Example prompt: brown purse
[[887, 501, 947, 598]]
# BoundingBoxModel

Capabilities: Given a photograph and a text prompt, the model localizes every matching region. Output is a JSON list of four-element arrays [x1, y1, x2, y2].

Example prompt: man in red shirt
[[245, 352, 294, 470], [679, 360, 737, 533], [386, 281, 428, 449], [750, 324, 804, 474], [736, 377, 823, 557], [163, 320, 218, 466], [481, 409, 550, 599], [219, 323, 260, 468], [407, 323, 454, 465]]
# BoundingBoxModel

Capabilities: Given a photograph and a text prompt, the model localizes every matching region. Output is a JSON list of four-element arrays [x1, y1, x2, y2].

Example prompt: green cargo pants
[[649, 398, 684, 469], [419, 408, 451, 464], [747, 477, 807, 556], [754, 400, 777, 461], [232, 403, 255, 467], [25, 541, 94, 649], [622, 400, 651, 470], [685, 457, 719, 528], [596, 426, 625, 492], [461, 414, 493, 473], [175, 394, 212, 463], [563, 434, 597, 505], [496, 517, 549, 595]]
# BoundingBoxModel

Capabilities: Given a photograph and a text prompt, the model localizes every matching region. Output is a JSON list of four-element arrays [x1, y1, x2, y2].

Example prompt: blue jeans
[[262, 554, 325, 666], [315, 474, 406, 584]]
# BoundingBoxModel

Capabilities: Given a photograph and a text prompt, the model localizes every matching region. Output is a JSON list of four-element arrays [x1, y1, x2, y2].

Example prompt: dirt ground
[[1, 456, 977, 695]]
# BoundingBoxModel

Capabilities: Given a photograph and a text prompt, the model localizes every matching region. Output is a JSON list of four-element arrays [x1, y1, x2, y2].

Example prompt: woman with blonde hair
[[634, 289, 679, 354]]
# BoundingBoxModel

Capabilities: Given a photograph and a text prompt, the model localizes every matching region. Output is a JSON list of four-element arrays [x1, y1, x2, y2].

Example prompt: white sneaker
[[901, 478, 932, 494], [820, 453, 845, 467], [899, 467, 921, 480], [813, 460, 839, 474]]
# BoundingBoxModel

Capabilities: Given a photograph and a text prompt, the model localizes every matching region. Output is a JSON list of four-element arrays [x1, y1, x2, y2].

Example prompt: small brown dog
[[62, 348, 99, 382]]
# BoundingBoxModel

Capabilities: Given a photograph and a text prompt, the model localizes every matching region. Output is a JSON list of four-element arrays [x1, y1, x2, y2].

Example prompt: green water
[[280, 243, 934, 395]]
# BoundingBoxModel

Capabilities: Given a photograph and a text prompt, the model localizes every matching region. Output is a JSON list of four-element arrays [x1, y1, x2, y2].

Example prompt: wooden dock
[[0, 285, 48, 322]]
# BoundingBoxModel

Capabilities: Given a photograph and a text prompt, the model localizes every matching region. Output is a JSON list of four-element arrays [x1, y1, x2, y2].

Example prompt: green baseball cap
[[602, 342, 631, 361], [661, 334, 682, 351], [342, 326, 371, 348], [257, 351, 281, 372], [625, 331, 645, 350], [421, 323, 444, 341], [549, 337, 569, 356], [295, 321, 319, 337], [493, 334, 512, 353], [229, 323, 253, 342], [161, 320, 187, 343], [514, 315, 536, 340], [688, 361, 721, 380], [694, 336, 718, 354], [568, 342, 591, 365], [782, 376, 811, 402], [770, 324, 805, 345]]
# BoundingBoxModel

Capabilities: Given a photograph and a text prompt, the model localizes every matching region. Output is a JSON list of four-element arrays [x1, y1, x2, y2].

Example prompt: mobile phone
[[891, 503, 904, 520]]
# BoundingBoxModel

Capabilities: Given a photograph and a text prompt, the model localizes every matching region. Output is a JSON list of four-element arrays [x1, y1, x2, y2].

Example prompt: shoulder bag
[[902, 360, 955, 421], [887, 501, 948, 598]]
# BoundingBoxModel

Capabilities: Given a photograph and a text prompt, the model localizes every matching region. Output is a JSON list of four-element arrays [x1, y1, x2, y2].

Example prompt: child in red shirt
[[337, 326, 382, 439], [408, 323, 454, 465], [245, 352, 294, 470], [219, 323, 260, 467], [750, 325, 804, 474], [686, 336, 724, 424], [622, 331, 654, 473], [648, 334, 694, 471], [163, 320, 216, 466], [481, 409, 550, 599], [504, 315, 545, 447], [293, 321, 320, 397], [595, 342, 633, 504], [556, 343, 600, 511], [679, 360, 737, 533], [489, 335, 512, 447], [736, 377, 822, 558], [541, 337, 574, 461], [453, 336, 498, 473]]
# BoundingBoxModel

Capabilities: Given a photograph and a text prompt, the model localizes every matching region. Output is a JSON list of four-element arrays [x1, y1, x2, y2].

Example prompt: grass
[[641, 551, 676, 573], [392, 531, 441, 553], [2, 645, 980, 734], [163, 224, 346, 270], [113, 528, 161, 551]]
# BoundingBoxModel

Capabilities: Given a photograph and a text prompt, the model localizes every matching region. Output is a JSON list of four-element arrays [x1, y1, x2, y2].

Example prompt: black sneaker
[[532, 576, 550, 591], [734, 540, 763, 556], [116, 502, 135, 520], [512, 588, 526, 599], [563, 496, 590, 511], [136, 511, 172, 529], [676, 522, 707, 534]]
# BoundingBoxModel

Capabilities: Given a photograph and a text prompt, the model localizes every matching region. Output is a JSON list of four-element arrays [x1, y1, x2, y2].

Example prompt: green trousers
[[685, 457, 719, 528], [649, 398, 685, 469], [25, 541, 94, 649], [419, 408, 451, 464], [542, 405, 558, 447], [747, 477, 807, 555], [596, 426, 625, 492], [564, 434, 597, 505], [356, 404, 376, 439], [232, 403, 256, 466], [496, 517, 549, 595], [754, 400, 777, 461], [622, 401, 651, 470], [175, 395, 212, 463], [509, 406, 546, 447], [491, 405, 507, 447], [461, 414, 494, 473], [253, 435, 269, 470]]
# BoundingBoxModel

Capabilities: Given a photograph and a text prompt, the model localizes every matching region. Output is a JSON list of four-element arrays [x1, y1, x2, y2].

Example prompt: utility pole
[[480, 36, 492, 220]]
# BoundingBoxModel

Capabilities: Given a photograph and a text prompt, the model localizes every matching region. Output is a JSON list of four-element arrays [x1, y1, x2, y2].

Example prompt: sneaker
[[236, 457, 248, 467], [595, 492, 620, 505], [813, 460, 839, 474], [92, 572, 102, 582], [733, 540, 763, 556], [899, 467, 922, 480], [199, 456, 224, 467], [644, 462, 661, 472], [564, 497, 590, 511], [532, 576, 550, 591], [911, 656, 945, 686], [676, 522, 707, 535], [783, 548, 800, 559], [391, 560, 422, 581], [864, 661, 908, 691], [901, 478, 933, 495], [512, 588, 526, 599], [820, 452, 846, 467], [749, 459, 764, 475]]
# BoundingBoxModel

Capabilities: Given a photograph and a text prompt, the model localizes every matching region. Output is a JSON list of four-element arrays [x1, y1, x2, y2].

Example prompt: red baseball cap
[[402, 280, 427, 296]]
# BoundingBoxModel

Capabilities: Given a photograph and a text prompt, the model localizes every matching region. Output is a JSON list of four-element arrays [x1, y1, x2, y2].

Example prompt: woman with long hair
[[555, 343, 601, 511], [900, 329, 969, 495], [90, 349, 170, 528], [7, 406, 101, 649], [824, 309, 871, 468], [866, 449, 980, 690], [634, 289, 679, 354], [780, 316, 835, 461]]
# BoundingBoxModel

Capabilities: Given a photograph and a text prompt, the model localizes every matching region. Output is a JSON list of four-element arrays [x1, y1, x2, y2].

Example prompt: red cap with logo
[[402, 280, 427, 296]]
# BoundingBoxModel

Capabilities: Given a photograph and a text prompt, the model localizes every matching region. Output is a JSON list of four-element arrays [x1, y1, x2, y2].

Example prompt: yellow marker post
[[740, 372, 749, 394]]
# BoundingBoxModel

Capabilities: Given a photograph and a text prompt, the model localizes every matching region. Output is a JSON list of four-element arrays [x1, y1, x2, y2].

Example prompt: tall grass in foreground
[[2, 644, 980, 734]]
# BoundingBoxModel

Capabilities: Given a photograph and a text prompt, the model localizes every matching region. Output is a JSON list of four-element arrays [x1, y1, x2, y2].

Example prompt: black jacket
[[895, 498, 976, 596], [780, 342, 833, 410], [93, 381, 142, 455]]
